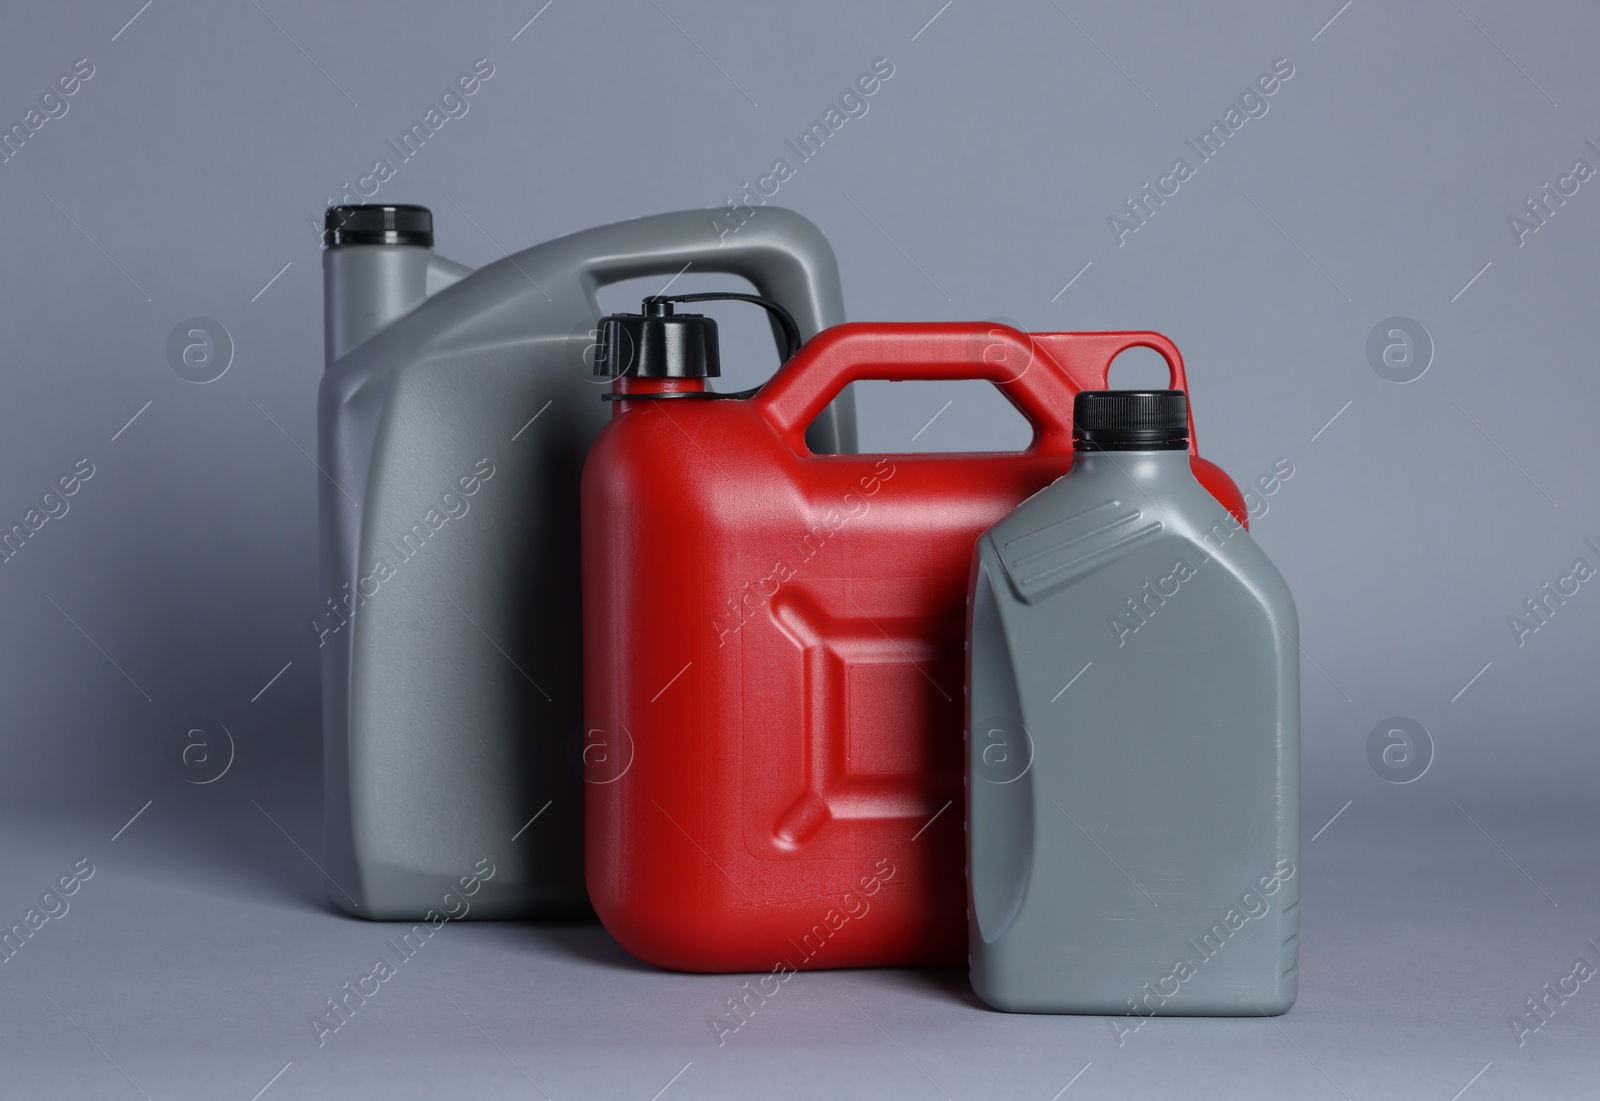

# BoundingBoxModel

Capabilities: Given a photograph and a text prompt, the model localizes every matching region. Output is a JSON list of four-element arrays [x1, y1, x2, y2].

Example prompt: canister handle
[[564, 206, 855, 452], [759, 324, 1196, 456]]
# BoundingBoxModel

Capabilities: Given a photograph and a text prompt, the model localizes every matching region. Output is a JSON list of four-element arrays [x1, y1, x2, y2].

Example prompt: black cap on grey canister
[[323, 204, 434, 248], [1072, 390, 1189, 451]]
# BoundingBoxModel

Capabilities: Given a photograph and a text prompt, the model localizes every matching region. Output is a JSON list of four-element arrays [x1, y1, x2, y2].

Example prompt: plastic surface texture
[[967, 415, 1300, 1014], [320, 206, 855, 920], [582, 324, 1247, 971]]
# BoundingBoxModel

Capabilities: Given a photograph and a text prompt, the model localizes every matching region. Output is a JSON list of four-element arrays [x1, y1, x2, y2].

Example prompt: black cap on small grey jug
[[1072, 390, 1188, 451]]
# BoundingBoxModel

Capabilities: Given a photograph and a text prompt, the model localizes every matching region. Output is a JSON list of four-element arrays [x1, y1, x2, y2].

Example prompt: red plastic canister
[[581, 322, 1245, 972]]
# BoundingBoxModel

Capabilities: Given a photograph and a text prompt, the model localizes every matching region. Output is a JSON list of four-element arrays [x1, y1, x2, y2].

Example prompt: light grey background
[[2, 0, 1597, 1097]]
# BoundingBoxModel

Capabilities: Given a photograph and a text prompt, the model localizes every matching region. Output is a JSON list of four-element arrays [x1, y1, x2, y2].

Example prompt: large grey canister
[[320, 204, 855, 919]]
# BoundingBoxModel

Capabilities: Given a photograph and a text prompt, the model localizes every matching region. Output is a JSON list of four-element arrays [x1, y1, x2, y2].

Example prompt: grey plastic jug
[[966, 390, 1299, 1015], [319, 204, 855, 920]]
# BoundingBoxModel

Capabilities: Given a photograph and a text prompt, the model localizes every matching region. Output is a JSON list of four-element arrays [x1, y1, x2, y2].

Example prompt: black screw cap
[[594, 298, 721, 379], [1073, 390, 1189, 451], [323, 204, 433, 248]]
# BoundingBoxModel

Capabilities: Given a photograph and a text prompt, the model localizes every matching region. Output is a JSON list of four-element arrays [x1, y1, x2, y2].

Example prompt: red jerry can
[[581, 305, 1245, 972]]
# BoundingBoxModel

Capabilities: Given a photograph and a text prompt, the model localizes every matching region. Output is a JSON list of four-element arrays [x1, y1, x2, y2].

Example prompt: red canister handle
[[757, 323, 1199, 457]]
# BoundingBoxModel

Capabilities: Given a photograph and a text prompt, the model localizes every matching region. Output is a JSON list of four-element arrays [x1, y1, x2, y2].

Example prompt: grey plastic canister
[[966, 390, 1299, 1015], [319, 205, 855, 919]]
